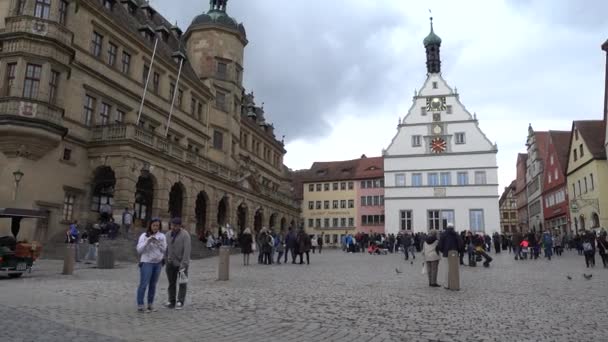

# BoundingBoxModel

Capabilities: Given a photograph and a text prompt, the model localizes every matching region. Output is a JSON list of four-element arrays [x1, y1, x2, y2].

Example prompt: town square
[[0, 0, 607, 341]]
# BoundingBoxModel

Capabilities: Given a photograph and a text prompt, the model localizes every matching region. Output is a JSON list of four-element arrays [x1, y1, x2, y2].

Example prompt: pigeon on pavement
[[395, 268, 402, 274], [583, 274, 592, 280]]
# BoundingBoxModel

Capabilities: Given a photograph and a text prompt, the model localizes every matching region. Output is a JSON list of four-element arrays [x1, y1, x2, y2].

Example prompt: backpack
[[583, 242, 593, 252]]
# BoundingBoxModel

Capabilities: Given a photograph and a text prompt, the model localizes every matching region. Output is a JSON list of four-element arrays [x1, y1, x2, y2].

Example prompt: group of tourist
[[238, 227, 319, 266]]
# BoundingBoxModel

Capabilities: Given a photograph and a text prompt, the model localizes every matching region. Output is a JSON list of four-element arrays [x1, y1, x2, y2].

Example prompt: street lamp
[[13, 169, 24, 201]]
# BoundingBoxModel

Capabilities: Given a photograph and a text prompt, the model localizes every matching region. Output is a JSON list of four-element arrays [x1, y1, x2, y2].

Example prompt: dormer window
[[121, 0, 138, 15], [139, 25, 155, 43], [171, 25, 183, 39], [103, 0, 115, 11], [156, 26, 170, 42], [140, 3, 156, 19]]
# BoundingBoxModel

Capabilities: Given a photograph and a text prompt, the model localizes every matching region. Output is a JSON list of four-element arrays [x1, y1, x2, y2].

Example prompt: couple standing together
[[136, 217, 191, 312]]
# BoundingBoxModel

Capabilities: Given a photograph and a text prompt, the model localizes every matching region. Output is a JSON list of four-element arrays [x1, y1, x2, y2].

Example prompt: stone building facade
[[0, 0, 299, 242]]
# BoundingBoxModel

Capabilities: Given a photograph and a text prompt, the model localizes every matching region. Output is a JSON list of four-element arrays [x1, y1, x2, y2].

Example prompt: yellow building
[[297, 160, 359, 246], [566, 121, 608, 233]]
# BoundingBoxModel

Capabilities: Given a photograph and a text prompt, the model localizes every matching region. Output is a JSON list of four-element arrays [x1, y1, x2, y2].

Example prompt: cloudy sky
[[153, 0, 608, 191]]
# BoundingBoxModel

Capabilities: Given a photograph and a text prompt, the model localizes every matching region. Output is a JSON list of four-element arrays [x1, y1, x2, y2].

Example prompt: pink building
[[356, 157, 385, 234]]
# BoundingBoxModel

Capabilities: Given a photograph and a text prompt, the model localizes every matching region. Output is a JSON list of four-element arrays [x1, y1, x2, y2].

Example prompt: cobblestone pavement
[[0, 249, 607, 342]]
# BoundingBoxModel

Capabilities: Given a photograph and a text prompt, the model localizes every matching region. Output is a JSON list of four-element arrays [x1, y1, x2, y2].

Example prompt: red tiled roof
[[535, 131, 550, 160], [548, 131, 571, 174], [292, 156, 384, 190], [575, 120, 607, 159]]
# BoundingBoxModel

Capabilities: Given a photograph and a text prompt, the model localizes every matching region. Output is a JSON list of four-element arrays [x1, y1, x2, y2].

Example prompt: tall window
[[333, 218, 339, 227], [5, 63, 17, 96], [23, 64, 42, 99], [49, 70, 60, 104], [340, 182, 346, 190], [579, 144, 584, 157], [474, 171, 487, 185], [217, 61, 227, 78], [213, 130, 224, 150], [400, 210, 412, 230], [152, 72, 160, 93], [177, 89, 183, 107], [324, 201, 329, 210], [412, 135, 421, 147], [333, 183, 338, 190], [395, 173, 406, 187], [340, 200, 346, 209], [142, 64, 150, 85], [83, 95, 96, 126], [308, 201, 313, 210], [121, 52, 131, 74], [16, 0, 26, 15], [428, 173, 439, 186], [348, 200, 354, 208], [316, 201, 322, 210], [440, 172, 451, 186], [332, 200, 338, 209], [108, 43, 117, 66], [584, 177, 588, 193], [348, 218, 354, 227], [428, 210, 440, 230], [470, 210, 485, 232], [308, 184, 314, 192], [62, 193, 76, 221], [216, 92, 226, 110], [59, 0, 69, 25], [191, 99, 196, 115], [457, 172, 469, 185], [99, 103, 111, 125], [34, 0, 51, 19], [455, 132, 466, 144], [412, 173, 422, 187], [308, 219, 313, 227], [348, 182, 354, 190], [91, 32, 103, 57], [169, 83, 175, 100], [197, 102, 203, 120], [115, 109, 125, 123], [590, 173, 594, 190]]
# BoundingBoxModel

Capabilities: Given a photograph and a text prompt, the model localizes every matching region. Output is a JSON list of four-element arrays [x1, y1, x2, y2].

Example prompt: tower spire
[[423, 16, 442, 74]]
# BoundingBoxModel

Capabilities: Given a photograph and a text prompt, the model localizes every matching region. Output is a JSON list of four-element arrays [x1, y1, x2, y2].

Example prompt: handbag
[[177, 270, 188, 285], [421, 262, 427, 275]]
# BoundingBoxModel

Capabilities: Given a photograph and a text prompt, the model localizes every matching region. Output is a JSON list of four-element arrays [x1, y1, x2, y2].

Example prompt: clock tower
[[382, 19, 500, 235]]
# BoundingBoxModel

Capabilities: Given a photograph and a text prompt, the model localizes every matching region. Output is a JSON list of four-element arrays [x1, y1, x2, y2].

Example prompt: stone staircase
[[40, 231, 240, 262]]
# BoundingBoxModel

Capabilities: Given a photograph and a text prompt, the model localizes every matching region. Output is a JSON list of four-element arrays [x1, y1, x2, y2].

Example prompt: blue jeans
[[137, 262, 162, 307]]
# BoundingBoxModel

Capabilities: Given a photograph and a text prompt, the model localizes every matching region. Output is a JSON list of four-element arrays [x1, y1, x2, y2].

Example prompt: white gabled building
[[383, 19, 500, 235]]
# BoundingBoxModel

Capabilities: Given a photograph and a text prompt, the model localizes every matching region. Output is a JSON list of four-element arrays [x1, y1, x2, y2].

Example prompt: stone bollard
[[218, 246, 230, 281], [97, 241, 115, 269], [62, 244, 75, 275]]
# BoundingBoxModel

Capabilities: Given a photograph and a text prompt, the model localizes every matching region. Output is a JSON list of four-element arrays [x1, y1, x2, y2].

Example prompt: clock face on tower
[[426, 97, 447, 112], [430, 137, 447, 154]]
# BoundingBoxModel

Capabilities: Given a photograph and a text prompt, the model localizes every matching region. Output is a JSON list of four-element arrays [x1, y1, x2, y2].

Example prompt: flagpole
[[165, 57, 184, 137], [136, 37, 159, 126]]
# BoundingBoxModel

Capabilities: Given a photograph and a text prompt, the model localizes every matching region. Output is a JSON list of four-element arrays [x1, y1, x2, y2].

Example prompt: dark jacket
[[240, 233, 253, 254], [438, 228, 462, 258], [88, 227, 100, 244], [297, 231, 311, 253]]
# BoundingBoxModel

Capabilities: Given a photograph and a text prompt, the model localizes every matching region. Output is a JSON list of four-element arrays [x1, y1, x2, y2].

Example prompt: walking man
[[438, 223, 462, 291], [165, 218, 191, 310]]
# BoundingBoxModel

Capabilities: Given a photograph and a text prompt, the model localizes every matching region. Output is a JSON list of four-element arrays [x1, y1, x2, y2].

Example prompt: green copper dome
[[189, 0, 246, 37], [423, 19, 442, 46]]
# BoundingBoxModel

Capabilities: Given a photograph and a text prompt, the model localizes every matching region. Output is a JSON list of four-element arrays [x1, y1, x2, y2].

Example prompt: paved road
[[0, 249, 606, 342]]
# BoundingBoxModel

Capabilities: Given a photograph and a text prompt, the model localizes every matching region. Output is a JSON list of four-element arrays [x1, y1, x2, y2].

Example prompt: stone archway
[[168, 182, 185, 218], [217, 196, 229, 227], [290, 219, 296, 229], [269, 213, 277, 230], [592, 213, 600, 228], [280, 217, 287, 231], [92, 166, 116, 222], [134, 172, 155, 225], [237, 203, 248, 233], [195, 191, 208, 235], [254, 208, 263, 233]]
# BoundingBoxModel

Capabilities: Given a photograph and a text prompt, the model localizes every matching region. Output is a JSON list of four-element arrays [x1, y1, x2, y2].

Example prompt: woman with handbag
[[136, 218, 167, 313], [422, 231, 441, 287]]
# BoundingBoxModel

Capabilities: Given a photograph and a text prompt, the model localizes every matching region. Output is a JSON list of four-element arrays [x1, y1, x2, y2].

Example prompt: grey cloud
[[155, 0, 607, 146]]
